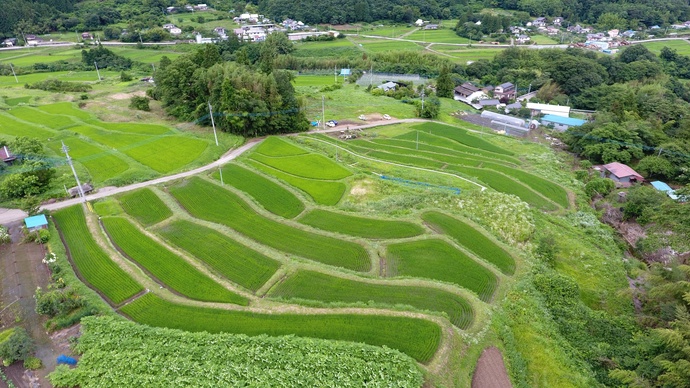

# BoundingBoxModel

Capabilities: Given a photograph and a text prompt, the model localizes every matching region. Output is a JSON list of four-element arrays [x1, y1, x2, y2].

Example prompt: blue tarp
[[57, 355, 77, 365], [24, 214, 48, 229], [541, 114, 587, 127], [339, 68, 351, 76], [651, 181, 673, 192]]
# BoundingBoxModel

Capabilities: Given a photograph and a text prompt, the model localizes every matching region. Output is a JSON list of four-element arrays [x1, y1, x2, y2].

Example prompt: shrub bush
[[23, 356, 42, 370], [129, 96, 150, 111], [0, 226, 9, 245], [584, 178, 615, 198], [0, 328, 34, 364]]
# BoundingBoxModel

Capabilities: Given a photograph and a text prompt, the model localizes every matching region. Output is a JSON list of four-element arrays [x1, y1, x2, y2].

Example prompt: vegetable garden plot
[[298, 209, 424, 239], [102, 217, 247, 305], [211, 164, 305, 219], [46, 138, 129, 183], [269, 270, 474, 329], [385, 239, 498, 302], [53, 206, 143, 304], [251, 153, 352, 180], [422, 211, 516, 275], [254, 136, 308, 157], [156, 220, 280, 292], [121, 293, 441, 363], [170, 177, 370, 272], [118, 188, 172, 226], [411, 122, 514, 156], [7, 106, 76, 129], [248, 160, 346, 206]]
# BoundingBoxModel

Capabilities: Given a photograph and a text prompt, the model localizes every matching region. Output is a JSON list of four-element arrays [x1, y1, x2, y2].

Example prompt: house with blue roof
[[540, 114, 587, 132], [24, 214, 48, 232]]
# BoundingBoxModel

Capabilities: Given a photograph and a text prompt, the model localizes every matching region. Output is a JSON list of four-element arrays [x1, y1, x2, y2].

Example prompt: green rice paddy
[[117, 188, 173, 226], [298, 209, 424, 239]]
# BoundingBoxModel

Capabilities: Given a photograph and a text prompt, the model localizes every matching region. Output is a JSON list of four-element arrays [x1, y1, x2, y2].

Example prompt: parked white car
[[383, 114, 391, 120]]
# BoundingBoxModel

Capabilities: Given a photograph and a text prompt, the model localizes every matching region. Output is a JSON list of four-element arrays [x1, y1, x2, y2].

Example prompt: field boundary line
[[306, 136, 487, 191]]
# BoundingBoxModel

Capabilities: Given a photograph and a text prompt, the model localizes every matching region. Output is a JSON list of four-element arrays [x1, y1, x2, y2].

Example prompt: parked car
[[326, 120, 338, 127], [358, 115, 366, 120], [383, 114, 391, 120]]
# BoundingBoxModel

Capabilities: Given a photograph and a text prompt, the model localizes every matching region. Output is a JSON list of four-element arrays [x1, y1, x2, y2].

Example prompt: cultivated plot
[[118, 188, 173, 226], [298, 209, 424, 239]]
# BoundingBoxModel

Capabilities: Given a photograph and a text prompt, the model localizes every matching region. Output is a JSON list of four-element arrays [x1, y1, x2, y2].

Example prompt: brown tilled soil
[[471, 346, 512, 388]]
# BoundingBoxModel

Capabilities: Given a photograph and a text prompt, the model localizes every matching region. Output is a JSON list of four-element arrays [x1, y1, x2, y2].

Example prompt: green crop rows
[[7, 106, 76, 129], [102, 217, 247, 305], [0, 113, 54, 140], [248, 160, 346, 205], [385, 239, 498, 301], [118, 188, 172, 226], [299, 209, 424, 239], [269, 270, 474, 329], [211, 164, 305, 218], [37, 102, 93, 121], [123, 136, 208, 173], [157, 219, 281, 292], [395, 129, 520, 164], [47, 138, 130, 183], [422, 211, 516, 275], [121, 293, 441, 362], [411, 122, 514, 156], [254, 136, 308, 156], [251, 153, 352, 180], [52, 206, 143, 304], [170, 177, 370, 271]]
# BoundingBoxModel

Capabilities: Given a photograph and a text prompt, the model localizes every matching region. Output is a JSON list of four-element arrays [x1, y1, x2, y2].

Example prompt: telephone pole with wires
[[62, 141, 86, 203]]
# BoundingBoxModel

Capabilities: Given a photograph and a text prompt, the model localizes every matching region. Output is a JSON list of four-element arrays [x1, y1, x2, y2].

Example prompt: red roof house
[[600, 162, 643, 187]]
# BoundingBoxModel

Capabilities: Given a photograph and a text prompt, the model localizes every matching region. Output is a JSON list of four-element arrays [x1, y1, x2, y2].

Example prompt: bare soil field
[[471, 346, 512, 388]]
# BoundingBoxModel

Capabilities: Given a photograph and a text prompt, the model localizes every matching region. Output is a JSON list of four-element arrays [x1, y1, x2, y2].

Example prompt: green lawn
[[156, 219, 281, 292], [298, 209, 424, 239], [102, 217, 247, 305], [269, 270, 474, 329], [210, 164, 305, 219], [53, 206, 143, 305], [170, 177, 370, 272], [121, 293, 441, 363], [117, 188, 173, 226], [422, 211, 515, 274], [385, 239, 498, 302]]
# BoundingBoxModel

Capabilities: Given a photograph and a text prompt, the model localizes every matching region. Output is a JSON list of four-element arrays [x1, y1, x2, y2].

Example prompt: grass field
[[117, 188, 173, 226], [292, 39, 361, 59], [407, 29, 470, 44], [530, 35, 559, 44], [121, 293, 441, 363], [269, 270, 474, 329], [53, 206, 143, 304], [385, 239, 498, 301], [422, 211, 515, 274], [354, 39, 423, 53], [0, 46, 182, 67], [248, 160, 347, 205], [293, 75, 341, 87], [0, 71, 120, 87], [102, 217, 247, 305], [157, 219, 281, 292], [170, 177, 370, 272], [211, 164, 305, 218], [361, 25, 418, 38], [298, 209, 424, 239], [431, 46, 503, 62], [642, 39, 690, 55]]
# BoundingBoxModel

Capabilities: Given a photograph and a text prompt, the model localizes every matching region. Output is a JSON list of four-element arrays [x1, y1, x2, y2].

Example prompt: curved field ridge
[[51, 315, 425, 387], [52, 206, 143, 304], [248, 160, 346, 205], [46, 138, 129, 183], [121, 293, 441, 363], [7, 106, 75, 129], [0, 113, 55, 139], [254, 136, 308, 156], [299, 209, 425, 239], [156, 220, 280, 292], [385, 239, 498, 302], [422, 211, 516, 275], [212, 164, 305, 218], [251, 153, 352, 180], [411, 122, 514, 156], [269, 270, 474, 329], [102, 217, 247, 305], [170, 177, 370, 272], [118, 188, 172, 226], [394, 131, 522, 164]]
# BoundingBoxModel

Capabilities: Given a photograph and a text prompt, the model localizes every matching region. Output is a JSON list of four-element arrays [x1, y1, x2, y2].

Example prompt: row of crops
[[0, 102, 214, 184]]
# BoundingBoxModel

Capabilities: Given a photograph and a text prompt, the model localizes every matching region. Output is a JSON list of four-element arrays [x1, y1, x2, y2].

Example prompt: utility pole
[[208, 102, 219, 146], [322, 95, 326, 130], [9, 64, 18, 83], [151, 63, 155, 73], [421, 92, 425, 113], [94, 62, 101, 80], [219, 166, 224, 185], [369, 63, 373, 87], [62, 141, 86, 203]]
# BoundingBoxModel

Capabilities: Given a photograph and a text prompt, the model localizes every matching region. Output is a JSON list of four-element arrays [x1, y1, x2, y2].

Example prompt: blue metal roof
[[651, 181, 673, 192], [24, 214, 48, 229], [339, 68, 351, 76], [541, 114, 587, 127]]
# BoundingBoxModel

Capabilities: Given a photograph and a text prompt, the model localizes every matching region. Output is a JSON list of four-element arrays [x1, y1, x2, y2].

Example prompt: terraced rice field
[[7, 106, 76, 129], [121, 293, 441, 363], [411, 122, 514, 156], [157, 220, 281, 292], [248, 161, 347, 205], [0, 114, 54, 139], [251, 153, 352, 180], [102, 217, 247, 305], [254, 136, 308, 157], [422, 212, 516, 275], [170, 177, 370, 272], [211, 164, 305, 218], [298, 209, 424, 239], [53, 206, 143, 304], [46, 138, 130, 183], [117, 188, 173, 226], [385, 239, 498, 302], [269, 270, 474, 329]]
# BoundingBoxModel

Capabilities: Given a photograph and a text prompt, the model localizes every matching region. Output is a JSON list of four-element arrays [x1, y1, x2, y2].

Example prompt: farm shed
[[377, 81, 398, 92], [68, 183, 94, 198], [599, 162, 643, 187], [478, 99, 500, 108], [540, 114, 586, 132], [651, 181, 680, 200], [526, 102, 570, 117], [24, 214, 48, 232]]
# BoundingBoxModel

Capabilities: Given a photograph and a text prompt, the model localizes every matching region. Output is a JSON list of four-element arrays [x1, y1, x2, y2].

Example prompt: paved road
[[0, 139, 262, 225]]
